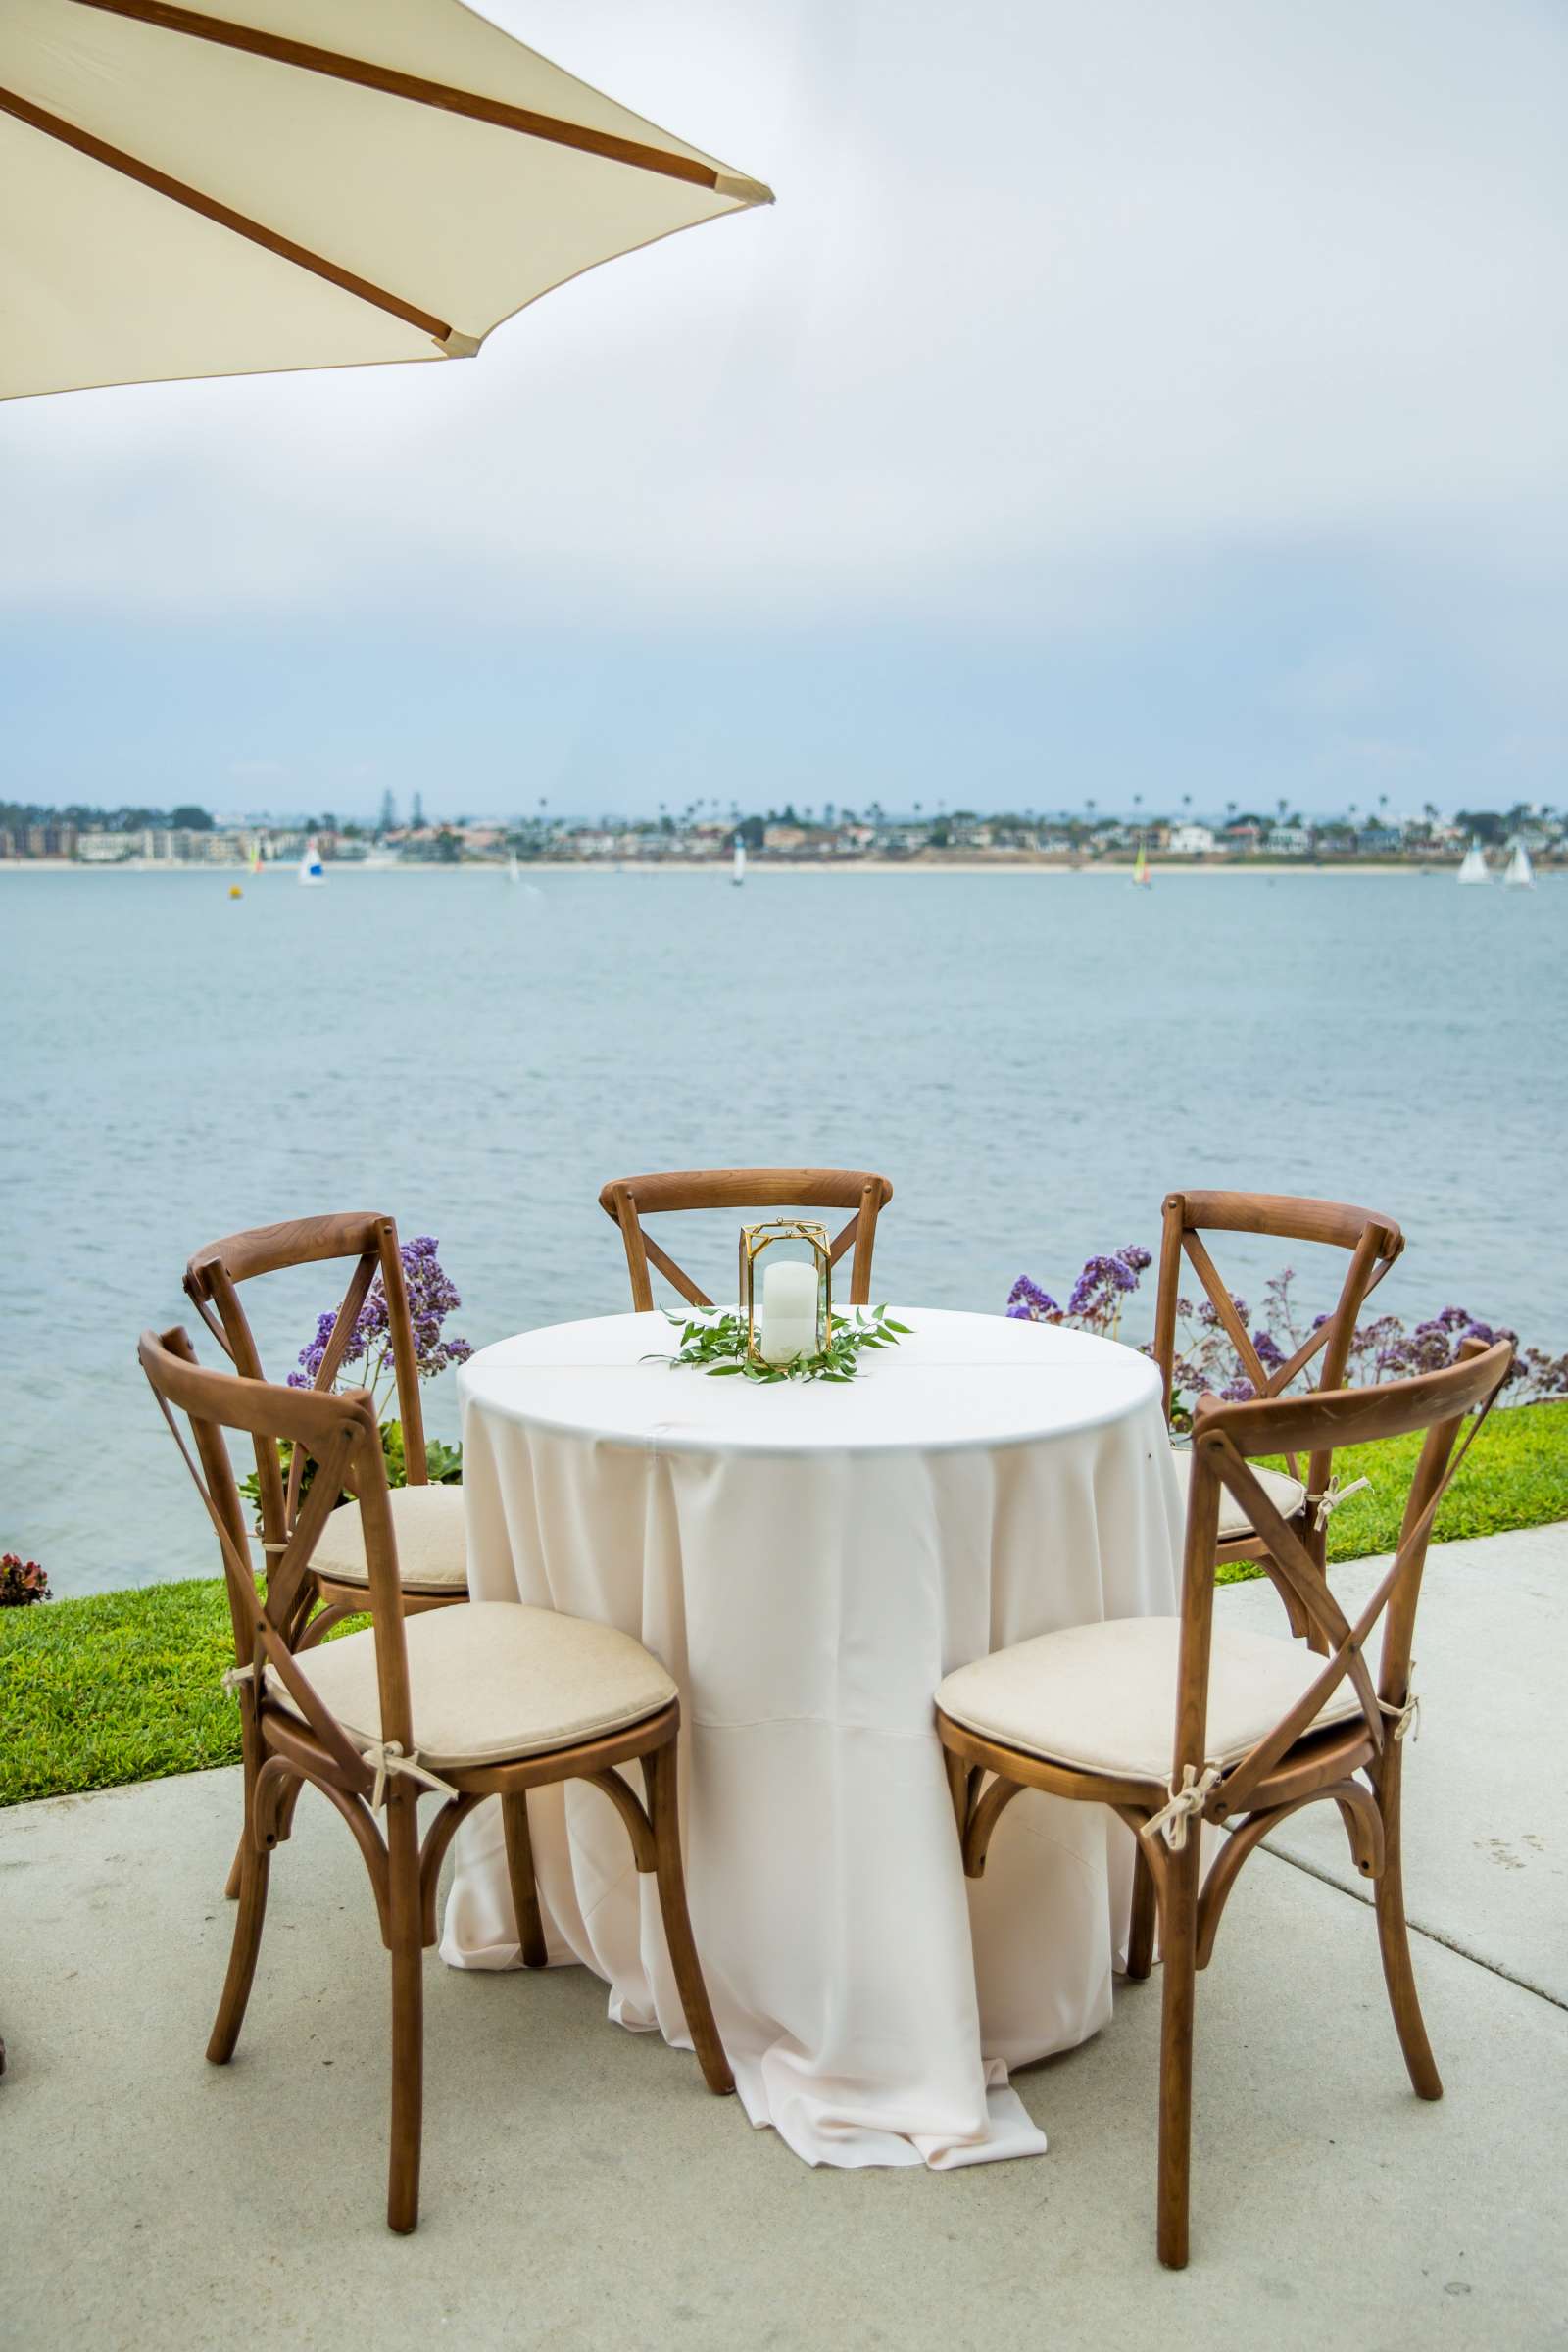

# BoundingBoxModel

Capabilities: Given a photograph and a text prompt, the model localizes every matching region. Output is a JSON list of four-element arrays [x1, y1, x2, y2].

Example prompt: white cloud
[[0, 0, 1564, 631]]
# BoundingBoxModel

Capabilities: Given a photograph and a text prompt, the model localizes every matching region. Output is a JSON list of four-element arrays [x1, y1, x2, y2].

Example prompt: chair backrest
[[1171, 1337, 1512, 1819], [599, 1167, 894, 1310], [1152, 1189, 1404, 1494], [137, 1325, 412, 1794], [183, 1213, 427, 1556]]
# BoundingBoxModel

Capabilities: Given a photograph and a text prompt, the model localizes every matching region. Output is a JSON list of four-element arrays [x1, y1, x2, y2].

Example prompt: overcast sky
[[3, 0, 1564, 820]]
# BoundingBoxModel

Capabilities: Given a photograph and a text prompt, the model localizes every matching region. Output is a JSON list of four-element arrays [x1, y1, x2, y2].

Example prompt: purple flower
[[293, 1236, 471, 1396], [1004, 1250, 1554, 1409], [1007, 1275, 1061, 1322]]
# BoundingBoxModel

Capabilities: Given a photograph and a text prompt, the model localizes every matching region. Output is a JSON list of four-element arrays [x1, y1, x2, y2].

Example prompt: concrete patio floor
[[2, 1526, 1563, 2351]]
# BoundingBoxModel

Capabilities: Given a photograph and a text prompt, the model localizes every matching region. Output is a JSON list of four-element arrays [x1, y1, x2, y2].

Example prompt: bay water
[[2, 866, 1559, 1595]]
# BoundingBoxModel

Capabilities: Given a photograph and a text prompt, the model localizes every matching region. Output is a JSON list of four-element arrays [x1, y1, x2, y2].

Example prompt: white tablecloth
[[440, 1307, 1182, 2169]]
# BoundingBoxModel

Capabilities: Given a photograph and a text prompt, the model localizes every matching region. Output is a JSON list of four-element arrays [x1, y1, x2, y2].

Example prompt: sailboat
[[250, 835, 264, 876], [508, 849, 521, 885], [298, 836, 325, 887], [1131, 838, 1152, 889], [1504, 841, 1535, 890], [732, 839, 747, 887], [1456, 839, 1490, 886]]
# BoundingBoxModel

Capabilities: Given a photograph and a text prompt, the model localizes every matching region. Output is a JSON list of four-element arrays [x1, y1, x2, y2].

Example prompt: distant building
[[1167, 823, 1215, 857], [1265, 825, 1311, 855]]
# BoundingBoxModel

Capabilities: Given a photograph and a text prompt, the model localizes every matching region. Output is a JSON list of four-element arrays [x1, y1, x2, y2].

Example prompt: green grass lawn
[[4, 1401, 1565, 1810]]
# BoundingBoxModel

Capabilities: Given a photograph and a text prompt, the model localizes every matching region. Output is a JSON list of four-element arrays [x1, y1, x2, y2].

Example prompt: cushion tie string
[[358, 1740, 458, 1812], [1146, 1762, 1223, 1851], [220, 1663, 255, 1696], [1378, 1676, 1421, 1744], [1310, 1474, 1371, 1533]]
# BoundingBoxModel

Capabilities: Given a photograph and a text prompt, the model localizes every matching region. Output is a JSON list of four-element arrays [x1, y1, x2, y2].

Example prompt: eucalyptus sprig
[[658, 1303, 910, 1384]]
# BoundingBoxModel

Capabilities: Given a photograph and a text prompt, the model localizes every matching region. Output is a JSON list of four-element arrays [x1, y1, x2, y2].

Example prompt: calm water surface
[[2, 866, 1560, 1594]]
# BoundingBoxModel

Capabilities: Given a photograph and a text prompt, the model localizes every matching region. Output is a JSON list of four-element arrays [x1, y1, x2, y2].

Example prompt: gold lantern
[[739, 1219, 832, 1368]]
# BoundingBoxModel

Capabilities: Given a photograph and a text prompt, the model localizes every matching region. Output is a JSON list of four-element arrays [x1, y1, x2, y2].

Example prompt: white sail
[[1456, 840, 1490, 886], [733, 840, 747, 885], [508, 850, 521, 884], [299, 836, 325, 887], [1504, 842, 1534, 889]]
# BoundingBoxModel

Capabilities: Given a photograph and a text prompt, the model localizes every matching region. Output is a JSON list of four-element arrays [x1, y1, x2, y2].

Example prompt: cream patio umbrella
[[0, 0, 771, 401]]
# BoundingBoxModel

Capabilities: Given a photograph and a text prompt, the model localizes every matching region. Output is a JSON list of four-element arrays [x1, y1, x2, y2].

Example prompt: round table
[[440, 1306, 1183, 2169]]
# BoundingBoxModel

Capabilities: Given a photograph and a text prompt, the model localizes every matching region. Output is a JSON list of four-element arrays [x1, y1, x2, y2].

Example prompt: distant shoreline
[[1, 858, 1541, 880]]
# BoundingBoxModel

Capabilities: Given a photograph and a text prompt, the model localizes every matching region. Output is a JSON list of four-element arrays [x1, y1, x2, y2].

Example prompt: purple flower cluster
[[1009, 1246, 1151, 1339], [1006, 1250, 1563, 1417], [291, 1236, 472, 1404], [1005, 1275, 1061, 1320]]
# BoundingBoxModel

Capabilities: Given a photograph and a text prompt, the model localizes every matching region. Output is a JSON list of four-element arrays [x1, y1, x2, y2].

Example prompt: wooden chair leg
[[223, 1730, 259, 1899], [207, 1818, 270, 2064], [1155, 1838, 1201, 2270], [1373, 1758, 1442, 2101], [385, 1797, 425, 2235], [1126, 1837, 1157, 1982], [641, 1739, 734, 2097], [501, 1791, 549, 1970]]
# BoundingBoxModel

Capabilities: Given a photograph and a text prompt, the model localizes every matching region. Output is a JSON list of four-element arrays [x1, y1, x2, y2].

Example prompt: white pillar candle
[[760, 1258, 820, 1364]]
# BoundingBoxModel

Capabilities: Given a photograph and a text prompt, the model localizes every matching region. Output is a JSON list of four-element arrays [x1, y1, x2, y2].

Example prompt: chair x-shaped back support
[[599, 1167, 894, 1312], [1152, 1190, 1404, 1619], [183, 1212, 429, 1558]]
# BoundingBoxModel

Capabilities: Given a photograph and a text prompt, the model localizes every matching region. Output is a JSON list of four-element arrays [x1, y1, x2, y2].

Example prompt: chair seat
[[311, 1482, 467, 1594], [1170, 1446, 1306, 1543], [266, 1600, 677, 1771], [937, 1615, 1364, 1783]]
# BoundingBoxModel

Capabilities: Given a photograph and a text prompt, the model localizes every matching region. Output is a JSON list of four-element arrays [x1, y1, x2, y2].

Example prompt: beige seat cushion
[[312, 1481, 467, 1594], [1170, 1445, 1306, 1542], [937, 1615, 1363, 1783], [266, 1600, 677, 1770]]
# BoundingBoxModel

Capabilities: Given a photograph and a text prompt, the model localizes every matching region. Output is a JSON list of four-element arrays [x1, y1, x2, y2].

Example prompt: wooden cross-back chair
[[1152, 1191, 1404, 1632], [936, 1336, 1512, 2269], [139, 1326, 733, 2234], [599, 1167, 894, 1312], [184, 1213, 467, 1634]]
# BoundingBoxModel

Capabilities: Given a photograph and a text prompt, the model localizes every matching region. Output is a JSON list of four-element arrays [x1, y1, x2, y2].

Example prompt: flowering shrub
[[290, 1234, 472, 1417], [0, 1552, 50, 1606], [237, 1237, 472, 1510], [1007, 1251, 1566, 1424]]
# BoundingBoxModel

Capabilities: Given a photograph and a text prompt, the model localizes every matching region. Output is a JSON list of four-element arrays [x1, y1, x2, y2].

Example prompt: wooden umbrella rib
[[69, 0, 734, 193], [0, 83, 454, 344]]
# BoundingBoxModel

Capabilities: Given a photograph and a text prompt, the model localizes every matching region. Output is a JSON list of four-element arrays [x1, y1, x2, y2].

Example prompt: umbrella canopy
[[0, 0, 771, 400]]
